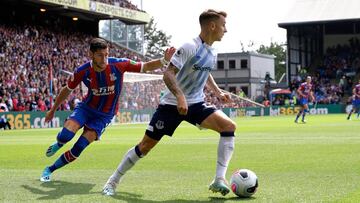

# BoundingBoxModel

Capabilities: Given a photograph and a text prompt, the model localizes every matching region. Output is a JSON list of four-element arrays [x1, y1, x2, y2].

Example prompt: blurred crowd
[[284, 38, 360, 106], [0, 23, 147, 112], [2, 6, 359, 112], [0, 21, 257, 113]]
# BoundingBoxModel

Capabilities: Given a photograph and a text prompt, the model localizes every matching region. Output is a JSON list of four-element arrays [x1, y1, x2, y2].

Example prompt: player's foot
[[40, 167, 52, 182], [301, 120, 307, 123], [294, 119, 298, 123], [46, 142, 62, 157], [209, 177, 230, 196], [102, 181, 117, 196]]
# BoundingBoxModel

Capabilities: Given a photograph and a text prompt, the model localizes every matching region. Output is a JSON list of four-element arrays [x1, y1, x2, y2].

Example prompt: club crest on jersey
[[176, 48, 184, 56], [155, 120, 164, 129], [110, 73, 117, 81]]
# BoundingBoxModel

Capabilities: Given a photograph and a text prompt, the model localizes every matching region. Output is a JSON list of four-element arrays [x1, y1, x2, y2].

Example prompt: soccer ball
[[230, 169, 258, 197]]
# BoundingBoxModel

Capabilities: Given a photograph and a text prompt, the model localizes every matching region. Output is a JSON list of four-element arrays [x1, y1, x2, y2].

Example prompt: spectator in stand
[[0, 115, 11, 130], [0, 97, 8, 112]]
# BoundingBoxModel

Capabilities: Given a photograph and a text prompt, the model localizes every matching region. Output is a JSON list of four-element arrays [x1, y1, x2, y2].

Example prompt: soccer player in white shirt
[[103, 9, 236, 196]]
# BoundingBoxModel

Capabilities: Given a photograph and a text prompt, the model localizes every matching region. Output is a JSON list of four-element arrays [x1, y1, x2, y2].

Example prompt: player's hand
[[164, 47, 176, 62], [219, 92, 232, 103], [176, 95, 188, 115], [45, 110, 55, 123]]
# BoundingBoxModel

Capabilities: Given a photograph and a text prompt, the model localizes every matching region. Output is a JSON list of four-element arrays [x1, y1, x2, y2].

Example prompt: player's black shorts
[[145, 102, 217, 140]]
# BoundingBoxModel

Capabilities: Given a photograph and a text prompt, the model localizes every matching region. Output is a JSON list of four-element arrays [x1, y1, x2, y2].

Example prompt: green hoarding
[[0, 111, 71, 129]]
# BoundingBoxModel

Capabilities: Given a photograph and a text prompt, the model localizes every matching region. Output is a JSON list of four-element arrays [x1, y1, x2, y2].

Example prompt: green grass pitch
[[1, 114, 360, 202]]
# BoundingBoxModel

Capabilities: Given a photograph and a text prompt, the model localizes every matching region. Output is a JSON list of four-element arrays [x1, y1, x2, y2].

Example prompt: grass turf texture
[[1, 114, 360, 202]]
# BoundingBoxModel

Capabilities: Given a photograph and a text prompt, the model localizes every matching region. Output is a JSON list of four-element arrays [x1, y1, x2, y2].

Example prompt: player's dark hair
[[199, 9, 227, 26], [90, 38, 108, 52]]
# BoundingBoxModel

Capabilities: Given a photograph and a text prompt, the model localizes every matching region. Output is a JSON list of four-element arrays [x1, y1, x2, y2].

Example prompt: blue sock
[[295, 111, 302, 121], [49, 136, 90, 172], [56, 128, 76, 146], [302, 112, 306, 121]]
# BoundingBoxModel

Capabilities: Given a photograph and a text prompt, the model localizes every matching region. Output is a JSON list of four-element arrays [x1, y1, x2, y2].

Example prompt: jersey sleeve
[[298, 84, 305, 92], [113, 58, 142, 73], [67, 68, 85, 90], [170, 43, 196, 70]]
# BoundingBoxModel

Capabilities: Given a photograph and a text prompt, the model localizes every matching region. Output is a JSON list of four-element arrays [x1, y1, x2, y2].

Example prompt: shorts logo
[[155, 120, 164, 129]]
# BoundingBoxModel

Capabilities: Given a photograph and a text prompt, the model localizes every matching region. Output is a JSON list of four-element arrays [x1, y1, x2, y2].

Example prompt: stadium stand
[[94, 0, 145, 12]]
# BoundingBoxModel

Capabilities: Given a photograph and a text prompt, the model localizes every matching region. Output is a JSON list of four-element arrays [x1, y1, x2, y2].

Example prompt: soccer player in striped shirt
[[40, 38, 175, 182], [103, 9, 236, 196], [347, 80, 360, 120], [295, 76, 315, 123]]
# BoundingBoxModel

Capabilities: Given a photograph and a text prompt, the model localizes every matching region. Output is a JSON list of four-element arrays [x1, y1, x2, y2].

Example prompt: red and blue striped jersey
[[354, 84, 360, 100], [67, 57, 143, 116], [298, 82, 312, 99]]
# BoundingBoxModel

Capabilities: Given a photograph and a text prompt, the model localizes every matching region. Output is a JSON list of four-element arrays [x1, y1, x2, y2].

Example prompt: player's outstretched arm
[[142, 47, 176, 72], [45, 86, 72, 122], [207, 74, 232, 103]]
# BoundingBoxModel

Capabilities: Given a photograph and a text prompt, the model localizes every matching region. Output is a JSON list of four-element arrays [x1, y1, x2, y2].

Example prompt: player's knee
[[221, 120, 237, 132], [57, 128, 75, 144]]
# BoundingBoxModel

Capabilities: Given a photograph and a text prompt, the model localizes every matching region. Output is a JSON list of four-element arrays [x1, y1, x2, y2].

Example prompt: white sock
[[215, 136, 235, 179], [108, 146, 142, 184]]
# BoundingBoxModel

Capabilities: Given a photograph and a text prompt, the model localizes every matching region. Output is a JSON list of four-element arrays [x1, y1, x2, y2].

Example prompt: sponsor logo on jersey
[[193, 64, 212, 71], [130, 60, 137, 65], [92, 85, 115, 96]]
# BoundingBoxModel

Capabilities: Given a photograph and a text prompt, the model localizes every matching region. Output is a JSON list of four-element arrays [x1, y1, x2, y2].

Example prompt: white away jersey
[[160, 36, 217, 105]]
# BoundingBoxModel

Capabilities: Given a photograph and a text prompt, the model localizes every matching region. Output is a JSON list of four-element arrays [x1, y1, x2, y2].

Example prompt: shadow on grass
[[22, 181, 257, 202], [22, 180, 95, 200], [108, 191, 257, 202]]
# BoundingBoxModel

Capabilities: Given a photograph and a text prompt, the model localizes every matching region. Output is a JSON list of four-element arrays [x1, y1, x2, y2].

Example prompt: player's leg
[[46, 119, 80, 157], [5, 121, 11, 129], [302, 104, 309, 123], [295, 106, 303, 123], [295, 98, 305, 123], [347, 105, 354, 120], [103, 104, 181, 196], [103, 134, 160, 196], [199, 110, 236, 196], [0, 122, 5, 130], [41, 129, 96, 182], [41, 111, 111, 182], [46, 107, 87, 157]]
